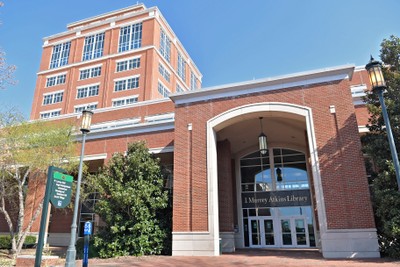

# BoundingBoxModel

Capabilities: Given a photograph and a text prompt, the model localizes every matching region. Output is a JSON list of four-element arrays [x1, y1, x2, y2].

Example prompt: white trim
[[201, 102, 326, 256], [39, 108, 62, 114], [76, 82, 100, 89], [85, 120, 174, 141], [34, 98, 171, 122], [358, 126, 369, 133], [43, 89, 64, 96], [78, 63, 103, 71], [148, 146, 174, 154], [113, 75, 140, 82], [83, 153, 107, 161], [115, 55, 141, 63], [45, 72, 67, 78], [171, 65, 355, 105], [111, 95, 139, 102], [144, 112, 174, 123]]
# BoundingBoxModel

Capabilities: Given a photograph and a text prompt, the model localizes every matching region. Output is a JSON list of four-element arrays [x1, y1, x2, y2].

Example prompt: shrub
[[0, 236, 11, 249]]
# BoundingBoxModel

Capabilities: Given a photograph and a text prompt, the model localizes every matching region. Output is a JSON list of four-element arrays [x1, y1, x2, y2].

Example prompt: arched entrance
[[208, 102, 326, 253]]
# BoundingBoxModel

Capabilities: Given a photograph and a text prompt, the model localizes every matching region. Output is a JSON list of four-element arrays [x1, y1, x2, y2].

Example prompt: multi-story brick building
[[7, 4, 381, 259]]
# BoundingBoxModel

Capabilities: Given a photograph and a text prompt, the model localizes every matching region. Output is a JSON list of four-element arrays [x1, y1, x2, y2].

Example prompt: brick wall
[[173, 79, 375, 232]]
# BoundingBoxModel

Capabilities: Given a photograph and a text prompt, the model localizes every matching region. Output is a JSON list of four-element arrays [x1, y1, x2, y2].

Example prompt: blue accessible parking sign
[[84, 221, 92, 235]]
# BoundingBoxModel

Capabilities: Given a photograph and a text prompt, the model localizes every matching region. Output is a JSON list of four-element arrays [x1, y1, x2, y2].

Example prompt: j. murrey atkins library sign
[[241, 189, 311, 208]]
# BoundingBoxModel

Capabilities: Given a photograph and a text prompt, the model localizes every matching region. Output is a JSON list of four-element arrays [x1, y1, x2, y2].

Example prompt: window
[[79, 66, 102, 80], [158, 63, 170, 82], [176, 83, 185, 93], [77, 84, 99, 99], [118, 23, 142, 52], [159, 29, 171, 62], [177, 53, 186, 81], [82, 33, 105, 61], [190, 71, 198, 90], [240, 149, 309, 192], [50, 42, 71, 69], [46, 74, 66, 87], [40, 110, 61, 119], [116, 57, 140, 72], [112, 96, 138, 107], [158, 81, 170, 98], [114, 76, 139, 92], [74, 103, 97, 113], [43, 91, 64, 105]]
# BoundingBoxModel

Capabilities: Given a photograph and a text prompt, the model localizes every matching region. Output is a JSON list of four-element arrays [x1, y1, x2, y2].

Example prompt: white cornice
[[81, 120, 174, 141], [67, 4, 147, 29], [33, 98, 172, 122], [170, 65, 355, 106]]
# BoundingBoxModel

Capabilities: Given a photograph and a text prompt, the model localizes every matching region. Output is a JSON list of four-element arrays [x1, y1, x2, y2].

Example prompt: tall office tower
[[30, 4, 201, 121]]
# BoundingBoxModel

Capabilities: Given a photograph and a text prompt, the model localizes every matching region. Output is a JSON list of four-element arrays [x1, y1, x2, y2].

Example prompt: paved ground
[[73, 249, 400, 267]]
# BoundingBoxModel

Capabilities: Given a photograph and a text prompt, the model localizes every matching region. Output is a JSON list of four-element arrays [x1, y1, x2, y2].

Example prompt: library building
[[2, 4, 380, 258]]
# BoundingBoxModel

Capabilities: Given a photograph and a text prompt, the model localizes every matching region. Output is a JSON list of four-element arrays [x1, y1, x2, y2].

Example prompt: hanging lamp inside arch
[[258, 117, 268, 155]]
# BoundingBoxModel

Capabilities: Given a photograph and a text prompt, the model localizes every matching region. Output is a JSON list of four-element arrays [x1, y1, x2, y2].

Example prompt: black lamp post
[[366, 56, 400, 190], [65, 109, 93, 267], [259, 117, 268, 155]]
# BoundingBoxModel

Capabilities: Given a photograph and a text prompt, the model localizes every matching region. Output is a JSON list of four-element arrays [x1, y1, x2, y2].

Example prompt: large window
[[158, 63, 170, 82], [177, 53, 186, 81], [158, 81, 170, 98], [118, 23, 142, 52], [82, 33, 105, 61], [43, 91, 64, 105], [116, 57, 140, 72], [114, 76, 139, 92], [77, 84, 99, 99], [74, 103, 97, 113], [80, 66, 102, 80], [50, 42, 71, 69], [241, 148, 309, 192], [46, 74, 66, 87], [112, 96, 138, 107], [159, 29, 171, 62], [190, 71, 198, 90], [40, 109, 61, 119], [176, 83, 185, 93]]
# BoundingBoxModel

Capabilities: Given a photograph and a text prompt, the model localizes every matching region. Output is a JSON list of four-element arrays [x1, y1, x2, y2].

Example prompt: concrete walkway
[[74, 249, 400, 267]]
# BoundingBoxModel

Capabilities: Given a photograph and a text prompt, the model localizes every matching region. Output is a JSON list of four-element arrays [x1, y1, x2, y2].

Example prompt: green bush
[[0, 236, 11, 249], [0, 235, 37, 249], [75, 237, 99, 259]]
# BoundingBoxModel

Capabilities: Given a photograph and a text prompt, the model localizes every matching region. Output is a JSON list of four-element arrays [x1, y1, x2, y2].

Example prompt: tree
[[0, 2, 17, 90], [362, 35, 400, 257], [0, 108, 76, 258], [86, 141, 169, 258]]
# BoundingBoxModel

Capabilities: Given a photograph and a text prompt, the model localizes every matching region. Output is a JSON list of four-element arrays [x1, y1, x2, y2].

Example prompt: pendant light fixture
[[258, 117, 268, 155]]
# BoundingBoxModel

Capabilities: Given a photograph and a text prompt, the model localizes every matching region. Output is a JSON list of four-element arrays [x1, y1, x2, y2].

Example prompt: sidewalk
[[73, 249, 400, 267]]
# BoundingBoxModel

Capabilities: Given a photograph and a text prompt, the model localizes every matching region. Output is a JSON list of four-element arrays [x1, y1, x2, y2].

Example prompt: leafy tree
[[362, 35, 400, 257], [0, 108, 76, 258], [87, 141, 169, 258]]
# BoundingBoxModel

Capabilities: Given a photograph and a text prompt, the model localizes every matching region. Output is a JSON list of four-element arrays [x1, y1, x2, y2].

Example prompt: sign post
[[34, 166, 73, 267], [83, 221, 92, 267]]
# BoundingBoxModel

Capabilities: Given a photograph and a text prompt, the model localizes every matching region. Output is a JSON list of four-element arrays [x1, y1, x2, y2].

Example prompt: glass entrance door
[[249, 217, 276, 247], [249, 216, 309, 248], [280, 217, 309, 247]]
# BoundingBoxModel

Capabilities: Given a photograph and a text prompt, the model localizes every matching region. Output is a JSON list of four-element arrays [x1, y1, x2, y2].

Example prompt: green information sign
[[50, 171, 73, 208]]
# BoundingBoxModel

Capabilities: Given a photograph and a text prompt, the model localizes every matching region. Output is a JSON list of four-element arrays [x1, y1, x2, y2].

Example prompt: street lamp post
[[65, 110, 93, 267], [366, 56, 400, 191]]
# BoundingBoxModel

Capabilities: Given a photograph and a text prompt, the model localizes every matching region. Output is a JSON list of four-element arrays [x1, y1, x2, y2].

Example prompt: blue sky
[[0, 0, 399, 118]]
